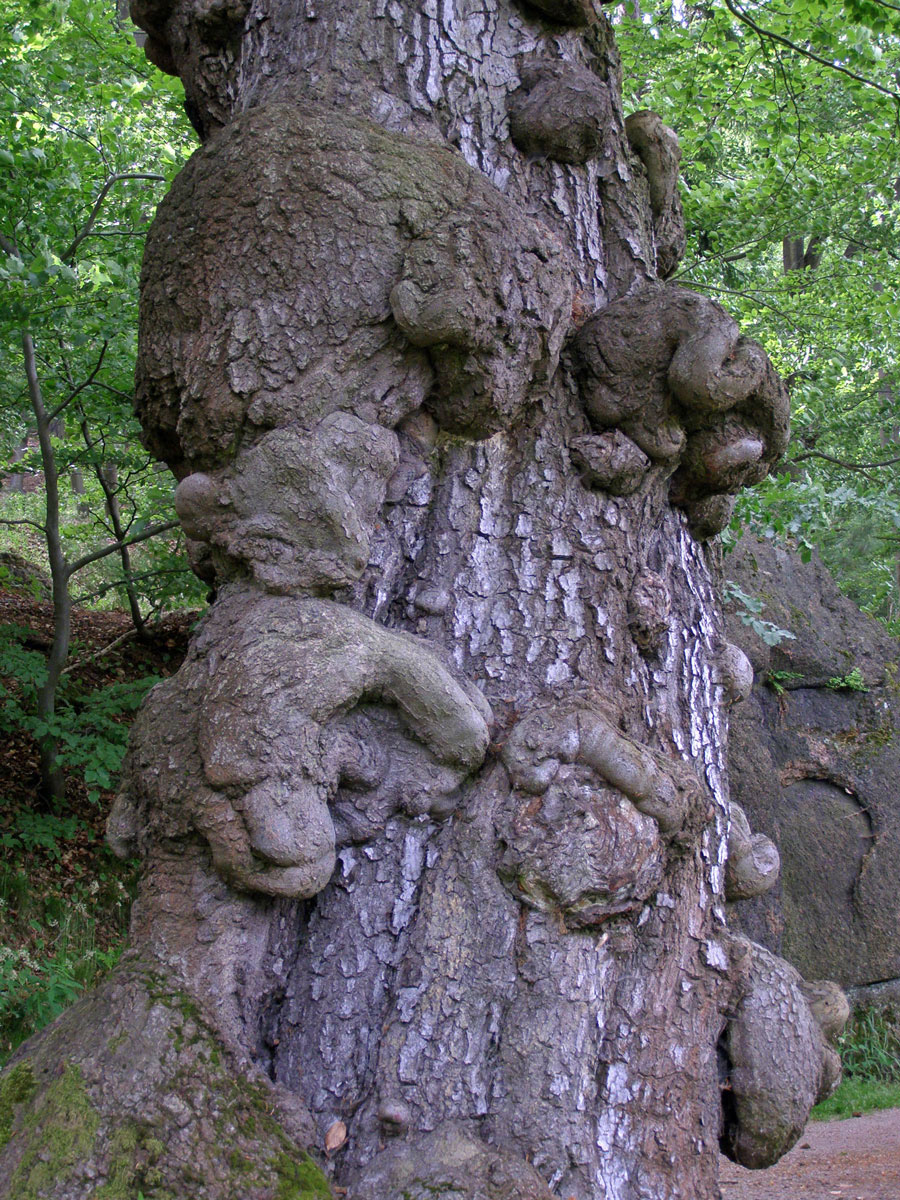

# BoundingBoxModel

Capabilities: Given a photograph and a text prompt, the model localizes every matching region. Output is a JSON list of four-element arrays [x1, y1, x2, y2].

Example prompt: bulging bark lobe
[[0, 3, 844, 1198]]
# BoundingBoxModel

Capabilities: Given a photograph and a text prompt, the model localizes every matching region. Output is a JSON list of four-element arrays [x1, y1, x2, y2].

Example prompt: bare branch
[[61, 627, 138, 676], [48, 340, 110, 421], [723, 0, 900, 102], [66, 518, 180, 578], [73, 564, 189, 606], [63, 173, 166, 264], [87, 380, 133, 401], [0, 516, 47, 532], [791, 449, 900, 472]]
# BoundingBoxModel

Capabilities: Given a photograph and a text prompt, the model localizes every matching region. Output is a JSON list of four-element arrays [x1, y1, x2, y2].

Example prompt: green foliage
[[765, 668, 802, 695], [619, 1, 900, 625], [723, 579, 797, 646], [0, 858, 129, 1060], [1, 490, 205, 619], [0, 0, 200, 628], [813, 1074, 900, 1119], [839, 1004, 900, 1081], [1, 811, 81, 859], [813, 1004, 900, 1118], [0, 622, 159, 802]]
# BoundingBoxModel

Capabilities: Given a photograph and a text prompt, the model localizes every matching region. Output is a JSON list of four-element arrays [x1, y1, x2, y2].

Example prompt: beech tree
[[0, 2, 847, 1198]]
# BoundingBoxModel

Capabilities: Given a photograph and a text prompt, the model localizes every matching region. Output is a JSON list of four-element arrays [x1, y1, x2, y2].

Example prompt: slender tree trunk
[[22, 331, 69, 804], [78, 416, 148, 636], [0, 4, 839, 1198]]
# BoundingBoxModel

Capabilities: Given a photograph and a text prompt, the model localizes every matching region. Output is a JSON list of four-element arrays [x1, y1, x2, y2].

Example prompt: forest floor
[[719, 1107, 900, 1198]]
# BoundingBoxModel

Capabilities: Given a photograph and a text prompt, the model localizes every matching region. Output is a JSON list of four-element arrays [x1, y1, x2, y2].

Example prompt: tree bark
[[0, 3, 839, 1198]]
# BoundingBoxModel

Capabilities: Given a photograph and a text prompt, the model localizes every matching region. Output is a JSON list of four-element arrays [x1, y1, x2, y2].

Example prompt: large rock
[[725, 536, 900, 995]]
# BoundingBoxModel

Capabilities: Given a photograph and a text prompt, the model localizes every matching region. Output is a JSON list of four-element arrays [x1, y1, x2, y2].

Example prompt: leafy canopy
[[619, 0, 900, 625], [0, 0, 201, 618]]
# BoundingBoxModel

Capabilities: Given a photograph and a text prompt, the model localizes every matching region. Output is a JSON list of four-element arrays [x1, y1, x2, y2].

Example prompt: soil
[[719, 1109, 900, 1199]]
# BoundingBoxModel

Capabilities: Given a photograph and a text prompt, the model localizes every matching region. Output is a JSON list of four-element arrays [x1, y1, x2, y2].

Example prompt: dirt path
[[719, 1109, 900, 1199]]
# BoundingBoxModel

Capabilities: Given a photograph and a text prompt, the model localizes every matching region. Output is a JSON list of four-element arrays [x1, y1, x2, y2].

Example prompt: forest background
[[1, 0, 900, 1104]]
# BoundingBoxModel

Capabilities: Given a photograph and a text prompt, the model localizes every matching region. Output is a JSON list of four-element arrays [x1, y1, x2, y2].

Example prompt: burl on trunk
[[0, 2, 845, 1198]]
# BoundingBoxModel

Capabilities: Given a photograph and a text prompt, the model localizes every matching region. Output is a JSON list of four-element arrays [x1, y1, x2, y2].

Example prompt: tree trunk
[[78, 422, 148, 636], [0, 3, 838, 1198], [21, 332, 70, 804]]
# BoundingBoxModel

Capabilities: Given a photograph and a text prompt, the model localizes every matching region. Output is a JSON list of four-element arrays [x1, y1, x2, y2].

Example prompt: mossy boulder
[[724, 536, 900, 995], [0, 963, 329, 1200]]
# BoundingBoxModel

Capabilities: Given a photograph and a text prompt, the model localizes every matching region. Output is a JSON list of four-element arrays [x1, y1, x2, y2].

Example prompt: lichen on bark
[[0, 2, 845, 1197]]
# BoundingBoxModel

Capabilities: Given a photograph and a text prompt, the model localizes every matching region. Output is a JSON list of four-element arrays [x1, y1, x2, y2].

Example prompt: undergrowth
[[0, 858, 131, 1061], [0, 624, 159, 802], [0, 566, 194, 1063], [812, 1004, 900, 1120]]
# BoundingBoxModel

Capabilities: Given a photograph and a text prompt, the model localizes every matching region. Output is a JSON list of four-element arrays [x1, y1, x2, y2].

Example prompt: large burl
[[497, 699, 712, 927], [109, 590, 491, 899], [719, 937, 846, 1168], [136, 102, 572, 593], [137, 103, 573, 580], [571, 282, 789, 536]]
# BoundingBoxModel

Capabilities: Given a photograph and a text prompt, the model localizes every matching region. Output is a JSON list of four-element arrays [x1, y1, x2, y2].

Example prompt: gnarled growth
[[624, 110, 686, 279], [720, 937, 842, 1169], [571, 282, 789, 536], [110, 590, 491, 899]]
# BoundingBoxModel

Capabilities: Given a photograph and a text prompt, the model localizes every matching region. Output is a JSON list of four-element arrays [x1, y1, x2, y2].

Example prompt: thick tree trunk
[[0, 3, 839, 1199]]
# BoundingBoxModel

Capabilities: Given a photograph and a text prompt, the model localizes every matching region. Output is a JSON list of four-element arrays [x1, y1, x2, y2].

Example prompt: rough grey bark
[[0, 4, 844, 1199]]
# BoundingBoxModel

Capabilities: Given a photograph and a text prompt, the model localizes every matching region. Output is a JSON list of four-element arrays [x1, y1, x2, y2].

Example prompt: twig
[[723, 0, 900, 102], [66, 518, 180, 577], [791, 449, 900, 472], [60, 627, 138, 675], [48, 341, 109, 421], [0, 516, 47, 532], [62, 173, 166, 264]]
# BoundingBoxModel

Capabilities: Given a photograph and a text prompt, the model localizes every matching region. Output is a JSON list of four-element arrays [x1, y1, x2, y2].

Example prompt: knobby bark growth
[[0, 2, 847, 1198]]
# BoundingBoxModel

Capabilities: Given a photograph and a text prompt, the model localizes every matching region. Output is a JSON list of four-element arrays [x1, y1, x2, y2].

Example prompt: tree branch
[[73, 564, 189, 606], [48, 340, 109, 421], [66, 518, 180, 578], [722, 0, 900, 102], [0, 516, 47, 532], [60, 626, 138, 675], [63, 173, 166, 264], [791, 449, 900, 471]]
